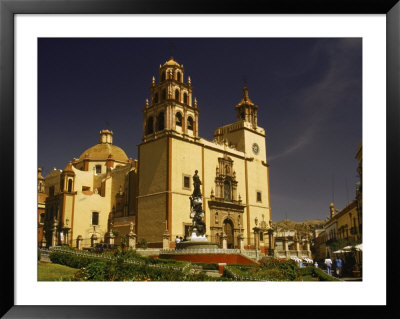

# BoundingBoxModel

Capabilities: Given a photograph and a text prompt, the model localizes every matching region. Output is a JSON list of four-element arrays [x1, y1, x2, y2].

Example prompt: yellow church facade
[[137, 58, 272, 250], [40, 57, 273, 253]]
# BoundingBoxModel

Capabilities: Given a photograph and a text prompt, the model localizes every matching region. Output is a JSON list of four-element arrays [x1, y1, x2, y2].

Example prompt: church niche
[[208, 155, 244, 248], [214, 155, 238, 202]]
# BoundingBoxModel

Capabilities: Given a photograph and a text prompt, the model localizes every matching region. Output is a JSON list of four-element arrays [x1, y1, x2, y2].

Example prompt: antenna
[[331, 174, 335, 203]]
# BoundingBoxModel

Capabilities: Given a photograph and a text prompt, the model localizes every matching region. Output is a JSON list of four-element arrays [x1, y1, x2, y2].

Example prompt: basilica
[[39, 57, 273, 254]]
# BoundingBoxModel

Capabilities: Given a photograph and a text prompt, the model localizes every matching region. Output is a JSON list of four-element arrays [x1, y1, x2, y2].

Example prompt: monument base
[[175, 231, 218, 250], [190, 232, 207, 242], [176, 240, 219, 250]]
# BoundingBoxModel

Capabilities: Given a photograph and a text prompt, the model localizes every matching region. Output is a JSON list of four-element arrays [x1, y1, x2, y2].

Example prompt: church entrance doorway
[[223, 219, 234, 248]]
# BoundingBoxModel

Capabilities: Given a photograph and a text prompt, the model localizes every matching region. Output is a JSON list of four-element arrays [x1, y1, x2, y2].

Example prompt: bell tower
[[142, 57, 199, 142], [235, 87, 258, 128], [214, 87, 266, 161]]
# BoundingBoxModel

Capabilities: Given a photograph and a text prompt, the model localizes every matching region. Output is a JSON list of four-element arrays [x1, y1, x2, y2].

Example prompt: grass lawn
[[38, 262, 78, 281]]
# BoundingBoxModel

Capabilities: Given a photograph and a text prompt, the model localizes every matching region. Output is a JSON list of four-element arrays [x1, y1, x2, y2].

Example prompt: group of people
[[175, 236, 184, 245], [324, 257, 343, 277]]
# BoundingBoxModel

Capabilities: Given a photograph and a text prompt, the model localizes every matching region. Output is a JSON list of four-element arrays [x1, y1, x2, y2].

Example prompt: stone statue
[[189, 170, 206, 237], [192, 170, 202, 198]]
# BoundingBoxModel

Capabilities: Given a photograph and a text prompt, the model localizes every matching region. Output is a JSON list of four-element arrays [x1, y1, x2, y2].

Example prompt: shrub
[[299, 266, 339, 281], [224, 258, 301, 281], [313, 267, 339, 281], [49, 251, 96, 269], [300, 266, 314, 277], [38, 248, 41, 261], [85, 261, 109, 281], [137, 238, 148, 249], [49, 248, 192, 281]]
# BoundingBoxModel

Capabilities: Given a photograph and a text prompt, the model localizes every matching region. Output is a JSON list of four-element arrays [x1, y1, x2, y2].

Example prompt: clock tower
[[213, 87, 267, 163]]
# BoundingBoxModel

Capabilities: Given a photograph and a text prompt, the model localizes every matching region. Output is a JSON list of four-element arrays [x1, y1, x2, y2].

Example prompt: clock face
[[252, 143, 259, 154]]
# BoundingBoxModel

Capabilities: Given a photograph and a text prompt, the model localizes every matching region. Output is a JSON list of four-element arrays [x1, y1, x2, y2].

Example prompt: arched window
[[146, 116, 154, 134], [187, 116, 193, 130], [176, 112, 182, 126], [176, 71, 181, 82], [175, 89, 180, 101], [154, 93, 158, 104], [162, 89, 166, 101], [157, 112, 165, 131], [183, 92, 188, 104], [68, 179, 73, 193], [161, 71, 166, 81]]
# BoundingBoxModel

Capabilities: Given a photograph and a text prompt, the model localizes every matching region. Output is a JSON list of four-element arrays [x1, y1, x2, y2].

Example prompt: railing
[[160, 248, 241, 255], [274, 250, 312, 259]]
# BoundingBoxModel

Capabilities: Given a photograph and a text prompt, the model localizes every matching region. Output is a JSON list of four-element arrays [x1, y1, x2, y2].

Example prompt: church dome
[[78, 130, 129, 162], [78, 143, 129, 162], [163, 57, 180, 67]]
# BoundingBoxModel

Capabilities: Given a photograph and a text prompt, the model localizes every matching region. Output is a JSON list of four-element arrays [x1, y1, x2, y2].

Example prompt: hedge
[[300, 266, 340, 281], [224, 259, 301, 281], [49, 248, 191, 273]]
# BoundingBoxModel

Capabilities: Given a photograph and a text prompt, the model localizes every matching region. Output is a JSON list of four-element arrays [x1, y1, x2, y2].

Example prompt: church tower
[[214, 87, 267, 163], [235, 87, 258, 128], [138, 57, 201, 244], [142, 57, 199, 142]]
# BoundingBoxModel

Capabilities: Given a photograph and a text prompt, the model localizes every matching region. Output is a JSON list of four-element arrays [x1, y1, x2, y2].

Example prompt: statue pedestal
[[176, 231, 218, 250], [190, 232, 208, 242]]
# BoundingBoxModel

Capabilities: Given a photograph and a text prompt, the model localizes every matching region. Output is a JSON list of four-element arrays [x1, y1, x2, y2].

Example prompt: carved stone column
[[51, 228, 57, 247], [162, 230, 170, 250], [106, 232, 115, 246], [238, 233, 244, 251], [283, 237, 289, 251], [76, 235, 83, 250], [222, 232, 227, 249], [128, 233, 136, 249], [267, 229, 274, 256], [253, 227, 260, 250], [295, 237, 300, 251], [305, 239, 310, 252], [91, 233, 98, 247], [41, 231, 47, 248]]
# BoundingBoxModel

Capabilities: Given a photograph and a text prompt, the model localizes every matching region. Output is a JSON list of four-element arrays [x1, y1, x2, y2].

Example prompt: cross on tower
[[168, 42, 176, 58], [242, 75, 248, 87]]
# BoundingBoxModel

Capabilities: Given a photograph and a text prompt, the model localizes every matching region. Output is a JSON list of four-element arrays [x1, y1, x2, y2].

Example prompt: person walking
[[324, 257, 333, 275], [175, 236, 181, 249], [335, 257, 343, 277]]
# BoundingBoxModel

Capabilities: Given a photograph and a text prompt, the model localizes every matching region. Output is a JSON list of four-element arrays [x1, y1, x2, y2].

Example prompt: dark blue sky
[[38, 38, 362, 222]]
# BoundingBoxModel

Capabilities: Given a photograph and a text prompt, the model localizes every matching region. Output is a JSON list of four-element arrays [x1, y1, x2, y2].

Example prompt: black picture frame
[[1, 0, 398, 317]]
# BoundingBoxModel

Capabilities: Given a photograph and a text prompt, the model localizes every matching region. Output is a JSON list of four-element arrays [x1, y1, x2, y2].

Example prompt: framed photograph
[[1, 0, 398, 317]]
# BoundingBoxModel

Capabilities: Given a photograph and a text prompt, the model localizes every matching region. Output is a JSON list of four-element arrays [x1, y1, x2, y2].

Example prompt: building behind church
[[39, 57, 274, 254]]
